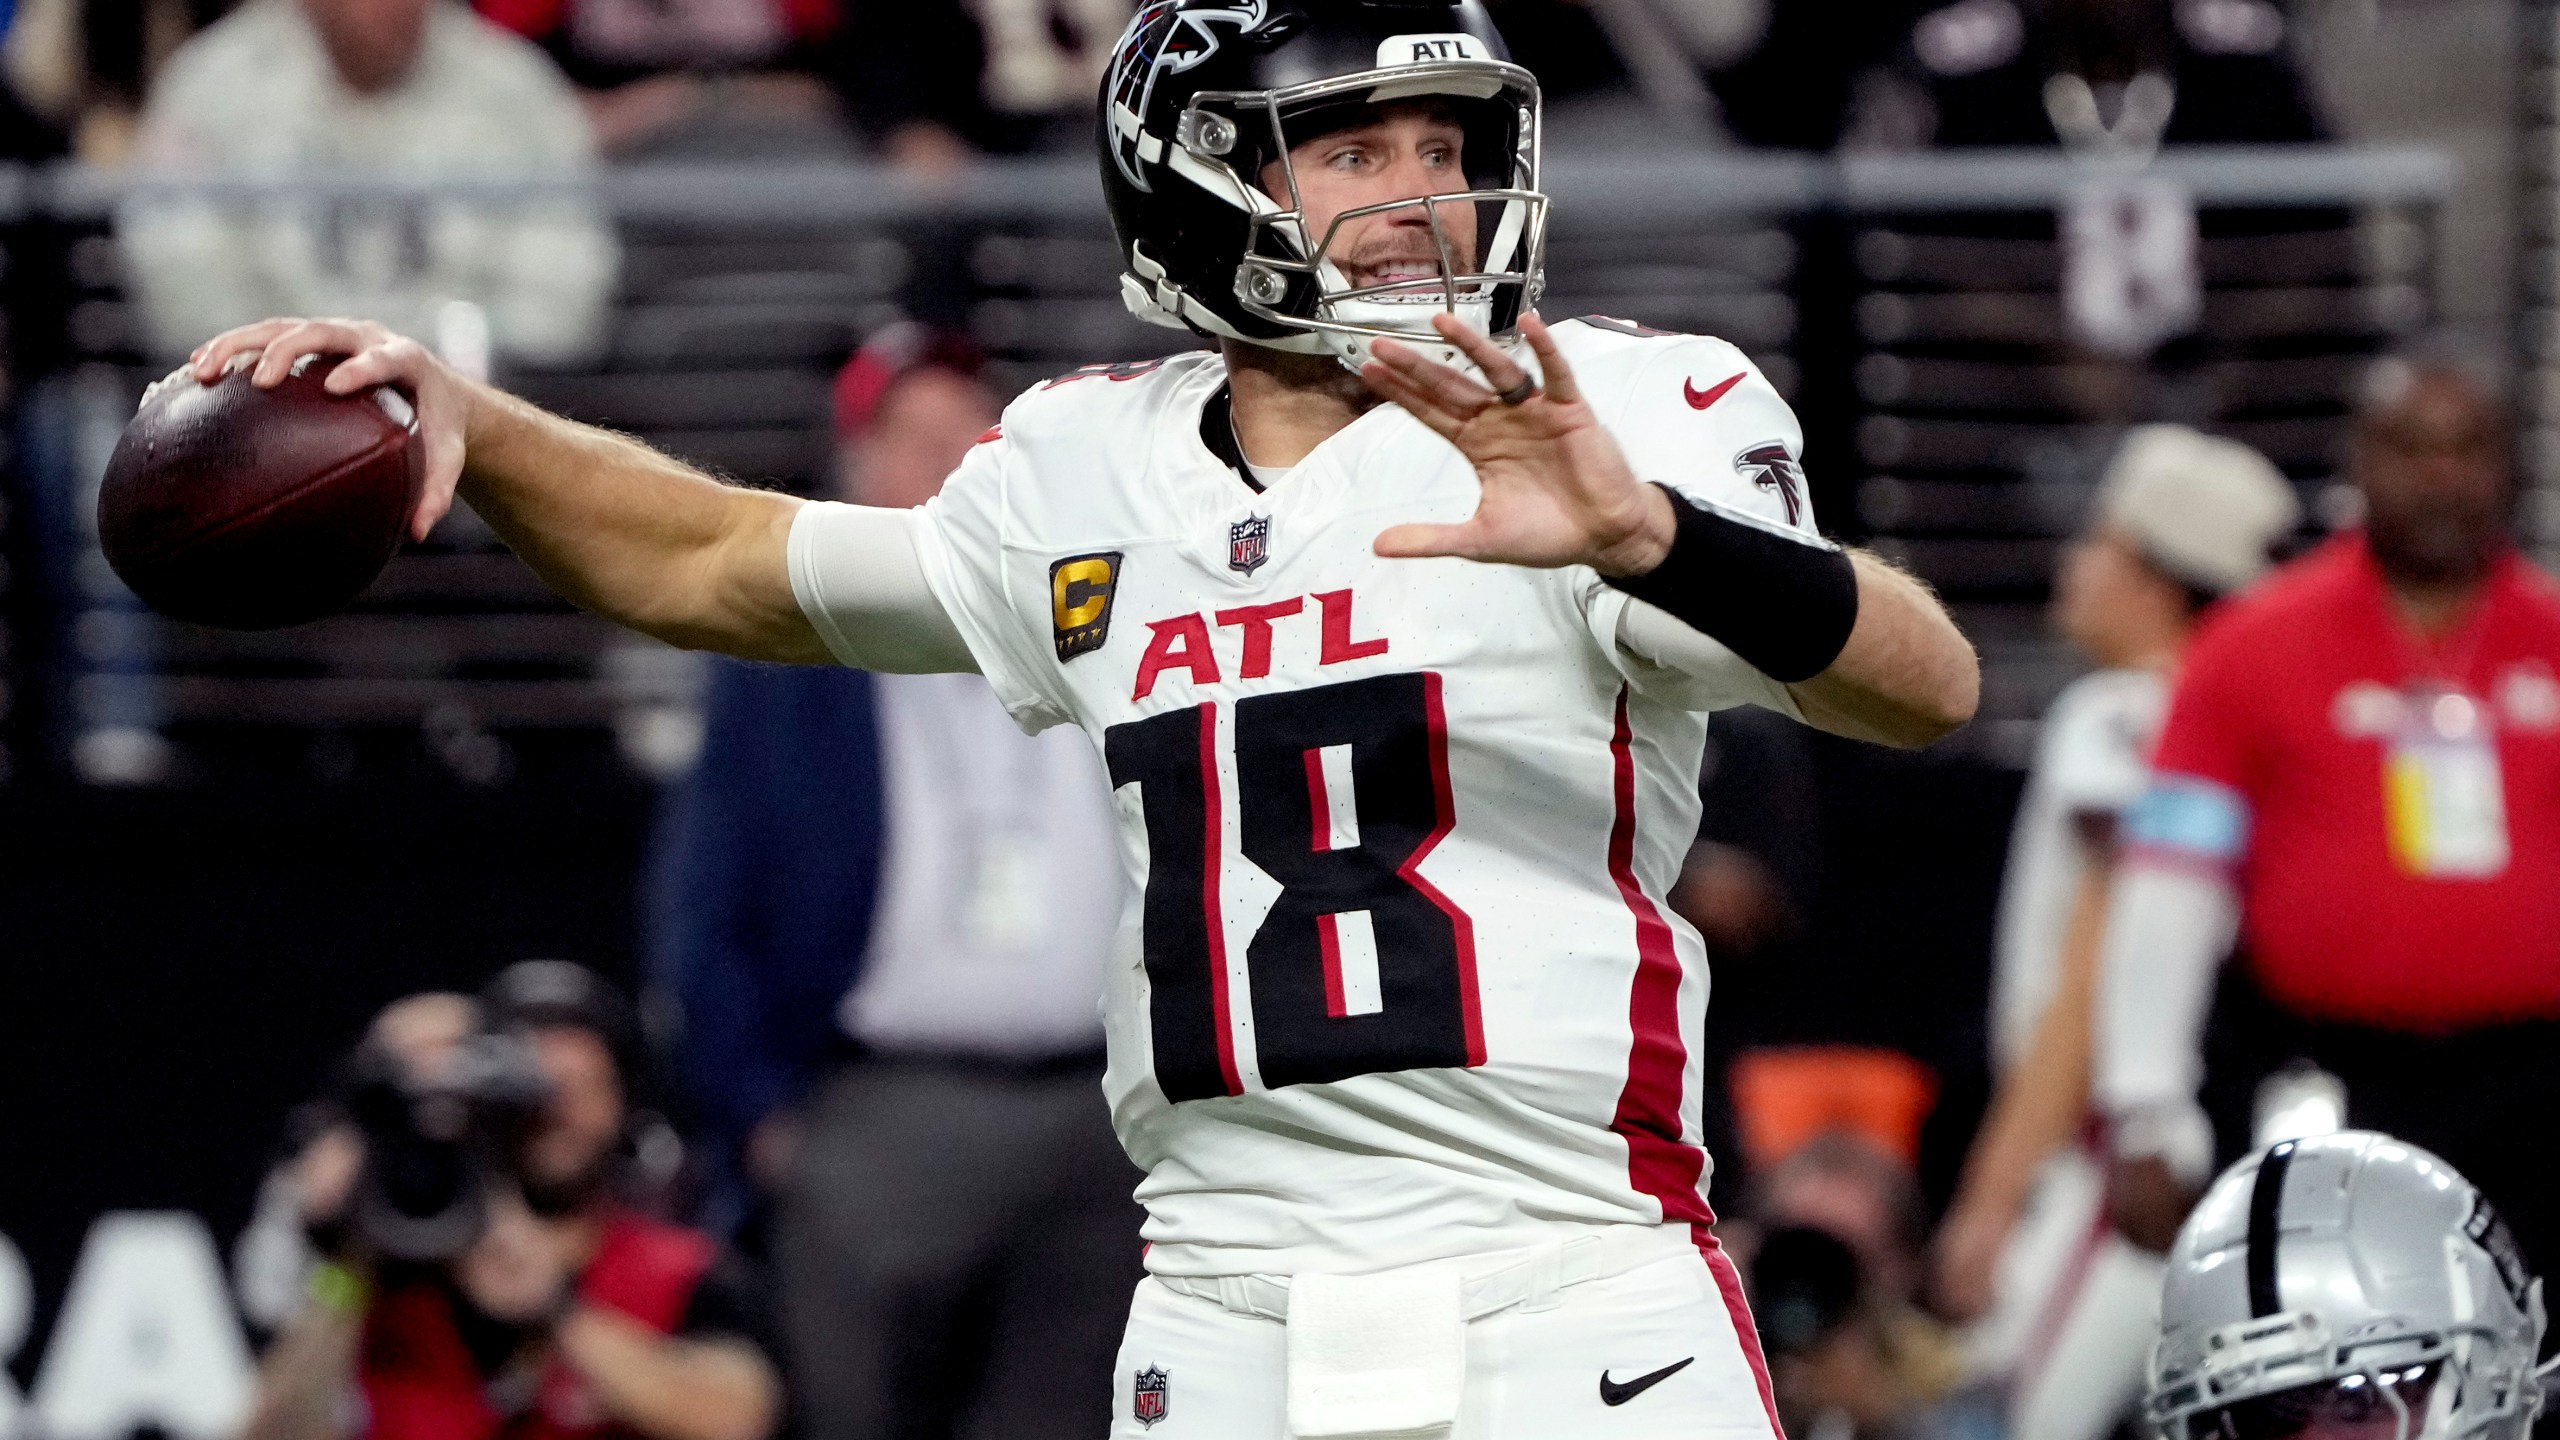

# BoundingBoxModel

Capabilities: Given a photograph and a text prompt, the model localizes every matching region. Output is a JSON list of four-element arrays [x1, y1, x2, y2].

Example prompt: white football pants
[[1104, 1223, 1784, 1440]]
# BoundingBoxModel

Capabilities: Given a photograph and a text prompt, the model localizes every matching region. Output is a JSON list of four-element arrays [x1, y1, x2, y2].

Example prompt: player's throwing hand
[[191, 316, 477, 542], [1364, 311, 1677, 578]]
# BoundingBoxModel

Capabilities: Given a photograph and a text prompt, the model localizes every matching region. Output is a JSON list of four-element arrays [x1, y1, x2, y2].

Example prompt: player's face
[[2055, 525, 2182, 664], [1262, 103, 1480, 296], [299, 0, 431, 93], [2193, 1365, 2438, 1440], [2354, 369, 2511, 588], [517, 1026, 625, 1192]]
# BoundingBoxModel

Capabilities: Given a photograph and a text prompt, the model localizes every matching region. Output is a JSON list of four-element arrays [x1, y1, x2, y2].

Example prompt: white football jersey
[[793, 318, 1823, 1277]]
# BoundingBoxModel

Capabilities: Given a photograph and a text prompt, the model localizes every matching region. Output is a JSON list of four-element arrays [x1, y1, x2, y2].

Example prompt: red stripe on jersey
[[1304, 746, 1335, 851], [1605, 689, 1708, 1223], [1397, 672, 1484, 1067], [1316, 912, 1349, 1019], [1692, 1224, 1786, 1439], [1198, 702, 1244, 1096]]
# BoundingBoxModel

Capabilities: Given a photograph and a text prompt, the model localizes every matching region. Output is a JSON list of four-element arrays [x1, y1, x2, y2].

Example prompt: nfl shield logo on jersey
[[1228, 514, 1271, 575], [1133, 1365, 1170, 1427]]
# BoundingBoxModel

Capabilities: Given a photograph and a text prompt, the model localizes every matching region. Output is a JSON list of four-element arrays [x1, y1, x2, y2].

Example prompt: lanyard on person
[[2374, 572, 2510, 878]]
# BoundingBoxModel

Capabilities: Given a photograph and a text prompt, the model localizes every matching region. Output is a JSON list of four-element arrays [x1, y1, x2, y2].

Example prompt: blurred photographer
[[237, 963, 781, 1440]]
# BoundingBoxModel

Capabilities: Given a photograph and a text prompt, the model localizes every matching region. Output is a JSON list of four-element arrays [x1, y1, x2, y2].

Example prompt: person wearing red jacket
[[239, 965, 781, 1440], [2096, 355, 2560, 1280]]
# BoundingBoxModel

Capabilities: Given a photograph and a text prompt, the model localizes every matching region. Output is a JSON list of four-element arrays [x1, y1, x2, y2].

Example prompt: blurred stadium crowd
[[0, 2, 2551, 1440]]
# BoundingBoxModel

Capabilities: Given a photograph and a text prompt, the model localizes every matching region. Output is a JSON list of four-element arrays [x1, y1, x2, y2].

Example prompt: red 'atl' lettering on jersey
[[1214, 598, 1303, 678], [1131, 589, 1392, 700], [1134, 614, 1220, 699], [1316, 589, 1390, 664]]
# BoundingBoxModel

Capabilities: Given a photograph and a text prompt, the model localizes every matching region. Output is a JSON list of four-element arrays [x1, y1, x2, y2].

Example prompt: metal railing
[[0, 144, 2459, 781]]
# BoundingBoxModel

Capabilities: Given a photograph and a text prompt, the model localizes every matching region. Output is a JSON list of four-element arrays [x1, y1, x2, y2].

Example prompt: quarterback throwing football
[[191, 2, 1977, 1434]]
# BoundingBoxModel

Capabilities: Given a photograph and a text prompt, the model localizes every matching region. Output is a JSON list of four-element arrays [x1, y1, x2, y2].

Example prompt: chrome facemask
[[1170, 60, 1547, 376]]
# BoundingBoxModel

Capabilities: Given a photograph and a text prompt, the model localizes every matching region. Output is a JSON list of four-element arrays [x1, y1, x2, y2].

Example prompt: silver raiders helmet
[[2148, 1130, 2546, 1440]]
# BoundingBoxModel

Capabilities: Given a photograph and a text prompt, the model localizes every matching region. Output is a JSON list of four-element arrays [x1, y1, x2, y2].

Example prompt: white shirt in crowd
[[1987, 667, 2165, 1074], [118, 0, 618, 365], [843, 671, 1128, 1060]]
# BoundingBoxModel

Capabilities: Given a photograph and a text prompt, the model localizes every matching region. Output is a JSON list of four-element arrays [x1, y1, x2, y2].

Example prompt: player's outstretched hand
[[190, 317, 476, 542], [1364, 313, 1674, 577]]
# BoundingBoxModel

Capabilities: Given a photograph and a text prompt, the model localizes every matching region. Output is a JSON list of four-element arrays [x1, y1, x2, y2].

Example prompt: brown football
[[97, 355, 424, 630]]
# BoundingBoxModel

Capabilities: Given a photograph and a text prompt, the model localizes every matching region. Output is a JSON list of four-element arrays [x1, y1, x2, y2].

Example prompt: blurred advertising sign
[[0, 1214, 253, 1440]]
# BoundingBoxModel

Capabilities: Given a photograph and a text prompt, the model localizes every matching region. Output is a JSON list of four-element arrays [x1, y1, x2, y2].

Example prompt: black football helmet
[[1098, 0, 1547, 372]]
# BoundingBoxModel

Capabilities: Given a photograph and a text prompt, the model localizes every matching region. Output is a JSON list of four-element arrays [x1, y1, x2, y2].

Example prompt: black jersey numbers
[[1103, 672, 1484, 1103]]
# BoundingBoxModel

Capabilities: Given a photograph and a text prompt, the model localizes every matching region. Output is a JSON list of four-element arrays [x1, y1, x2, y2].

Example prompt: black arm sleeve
[[1602, 484, 1859, 684]]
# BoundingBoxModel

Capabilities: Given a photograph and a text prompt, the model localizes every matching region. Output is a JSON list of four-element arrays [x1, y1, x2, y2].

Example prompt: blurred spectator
[[648, 324, 1140, 1440], [1747, 1131, 1934, 1307], [471, 0, 847, 158], [1668, 703, 1822, 1208], [116, 0, 617, 366], [1704, 0, 1925, 150], [1674, 705, 1821, 964], [1753, 1228, 1958, 1440], [1932, 427, 2297, 1440], [4, 0, 214, 163], [833, 0, 1129, 169], [1846, 0, 2327, 151], [2097, 357, 2560, 1282], [1742, 1136, 1967, 1440], [237, 964, 782, 1440]]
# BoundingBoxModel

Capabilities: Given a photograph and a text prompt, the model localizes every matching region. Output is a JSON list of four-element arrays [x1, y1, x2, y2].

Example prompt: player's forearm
[[1784, 553, 1979, 748], [458, 386, 828, 663], [555, 1308, 779, 1440], [1953, 862, 2109, 1221]]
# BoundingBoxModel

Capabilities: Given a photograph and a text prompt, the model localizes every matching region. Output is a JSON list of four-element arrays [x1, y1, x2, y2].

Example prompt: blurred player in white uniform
[[1931, 427, 2296, 1440], [188, 3, 1980, 1434]]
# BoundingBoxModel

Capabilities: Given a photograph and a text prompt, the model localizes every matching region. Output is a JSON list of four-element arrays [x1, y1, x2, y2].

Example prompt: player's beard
[[1332, 210, 1482, 302]]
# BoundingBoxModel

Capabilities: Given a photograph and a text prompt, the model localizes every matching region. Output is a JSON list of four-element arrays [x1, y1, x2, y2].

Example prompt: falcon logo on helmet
[[1096, 0, 1549, 376]]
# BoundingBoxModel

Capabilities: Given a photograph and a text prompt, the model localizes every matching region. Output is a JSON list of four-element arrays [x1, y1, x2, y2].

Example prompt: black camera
[[340, 1030, 555, 1261]]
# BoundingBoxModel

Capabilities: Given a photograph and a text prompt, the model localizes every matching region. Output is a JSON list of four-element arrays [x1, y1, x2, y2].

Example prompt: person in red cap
[[649, 326, 1143, 1440]]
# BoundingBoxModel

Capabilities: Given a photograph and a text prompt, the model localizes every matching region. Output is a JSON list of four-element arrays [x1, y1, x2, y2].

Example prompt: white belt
[[1153, 1224, 1685, 1325]]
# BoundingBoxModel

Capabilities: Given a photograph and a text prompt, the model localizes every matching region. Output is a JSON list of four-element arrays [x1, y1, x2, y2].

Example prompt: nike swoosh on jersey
[[1684, 373, 1746, 410], [1599, 1357, 1695, 1406]]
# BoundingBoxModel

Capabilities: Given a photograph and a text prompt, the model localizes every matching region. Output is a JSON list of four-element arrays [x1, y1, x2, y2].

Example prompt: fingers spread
[[1360, 361, 1466, 440], [1518, 314, 1581, 406], [1369, 338, 1494, 420], [1430, 312, 1532, 396]]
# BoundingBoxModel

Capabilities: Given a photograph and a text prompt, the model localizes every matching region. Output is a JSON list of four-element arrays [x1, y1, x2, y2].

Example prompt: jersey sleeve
[[2123, 623, 2258, 872], [899, 432, 1078, 733], [1577, 334, 1823, 710], [2041, 675, 2162, 820]]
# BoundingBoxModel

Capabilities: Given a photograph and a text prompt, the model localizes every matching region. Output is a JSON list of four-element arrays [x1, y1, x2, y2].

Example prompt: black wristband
[[1603, 484, 1858, 684]]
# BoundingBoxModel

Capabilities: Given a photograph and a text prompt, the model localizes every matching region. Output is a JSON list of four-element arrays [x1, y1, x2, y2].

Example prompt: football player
[[187, 2, 1978, 1434], [2145, 1130, 2545, 1440]]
